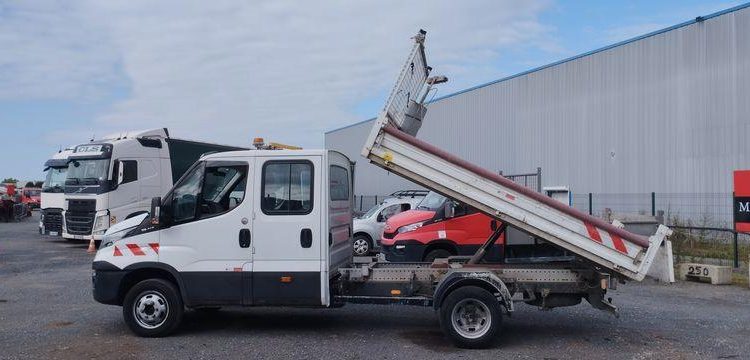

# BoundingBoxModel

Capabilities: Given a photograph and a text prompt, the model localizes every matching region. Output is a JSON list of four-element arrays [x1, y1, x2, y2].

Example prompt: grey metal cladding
[[325, 5, 750, 197]]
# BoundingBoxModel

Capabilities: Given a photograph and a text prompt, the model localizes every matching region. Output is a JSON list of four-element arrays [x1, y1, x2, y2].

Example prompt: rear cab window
[[261, 161, 314, 215]]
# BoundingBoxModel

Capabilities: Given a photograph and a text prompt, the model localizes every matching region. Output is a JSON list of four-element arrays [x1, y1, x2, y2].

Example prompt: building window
[[262, 161, 313, 215]]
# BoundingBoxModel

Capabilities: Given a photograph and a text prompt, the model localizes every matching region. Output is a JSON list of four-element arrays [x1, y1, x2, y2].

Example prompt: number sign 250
[[686, 265, 709, 277]]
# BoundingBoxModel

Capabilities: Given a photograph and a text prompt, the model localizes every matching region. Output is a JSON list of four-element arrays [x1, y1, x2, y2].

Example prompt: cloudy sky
[[0, 0, 742, 180]]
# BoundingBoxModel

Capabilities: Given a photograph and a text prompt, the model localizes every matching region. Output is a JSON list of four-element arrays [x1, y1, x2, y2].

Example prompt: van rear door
[[252, 155, 323, 305]]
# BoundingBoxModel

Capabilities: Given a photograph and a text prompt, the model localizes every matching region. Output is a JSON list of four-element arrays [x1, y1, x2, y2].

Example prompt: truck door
[[158, 160, 253, 306], [252, 156, 323, 305]]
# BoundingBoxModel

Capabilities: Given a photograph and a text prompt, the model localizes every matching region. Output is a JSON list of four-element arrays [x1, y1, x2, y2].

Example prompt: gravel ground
[[1, 213, 749, 359]]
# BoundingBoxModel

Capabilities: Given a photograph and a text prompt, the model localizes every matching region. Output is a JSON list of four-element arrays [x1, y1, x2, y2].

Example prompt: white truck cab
[[93, 149, 354, 330], [352, 190, 426, 256], [63, 128, 245, 241], [40, 148, 73, 236]]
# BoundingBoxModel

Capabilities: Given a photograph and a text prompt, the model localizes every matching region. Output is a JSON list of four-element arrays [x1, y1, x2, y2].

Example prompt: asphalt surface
[[1, 213, 749, 360]]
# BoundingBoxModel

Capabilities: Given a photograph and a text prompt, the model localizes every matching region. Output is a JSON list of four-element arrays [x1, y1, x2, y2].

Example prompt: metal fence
[[570, 192, 747, 268], [499, 167, 542, 193]]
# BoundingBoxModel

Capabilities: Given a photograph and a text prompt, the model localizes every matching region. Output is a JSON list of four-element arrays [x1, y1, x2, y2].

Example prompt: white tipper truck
[[63, 129, 246, 241], [92, 30, 672, 348], [40, 148, 73, 236]]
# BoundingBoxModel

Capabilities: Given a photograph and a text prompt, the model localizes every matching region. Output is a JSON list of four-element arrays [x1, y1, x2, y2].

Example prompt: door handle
[[300, 228, 312, 248], [239, 229, 251, 248]]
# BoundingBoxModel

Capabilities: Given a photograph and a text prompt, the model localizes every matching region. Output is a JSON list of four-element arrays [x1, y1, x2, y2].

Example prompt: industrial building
[[325, 4, 750, 223]]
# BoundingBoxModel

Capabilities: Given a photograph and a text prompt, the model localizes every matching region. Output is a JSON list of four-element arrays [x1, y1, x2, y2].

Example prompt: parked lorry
[[20, 187, 41, 209], [92, 30, 672, 348], [63, 128, 246, 241], [40, 149, 73, 236], [352, 190, 428, 256]]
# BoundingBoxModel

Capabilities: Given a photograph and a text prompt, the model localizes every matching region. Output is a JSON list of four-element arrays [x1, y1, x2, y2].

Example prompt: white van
[[351, 190, 427, 255]]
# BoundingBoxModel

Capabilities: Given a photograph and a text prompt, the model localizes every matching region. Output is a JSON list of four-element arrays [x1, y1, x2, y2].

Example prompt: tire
[[352, 235, 371, 256], [439, 286, 502, 348], [122, 279, 184, 337], [423, 248, 452, 262]]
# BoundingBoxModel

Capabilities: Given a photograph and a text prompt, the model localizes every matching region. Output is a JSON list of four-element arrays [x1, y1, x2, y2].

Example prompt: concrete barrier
[[678, 263, 732, 285]]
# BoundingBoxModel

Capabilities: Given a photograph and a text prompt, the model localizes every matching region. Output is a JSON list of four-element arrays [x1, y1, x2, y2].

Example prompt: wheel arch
[[119, 262, 186, 306], [352, 231, 373, 243], [433, 270, 513, 313], [422, 239, 458, 259]]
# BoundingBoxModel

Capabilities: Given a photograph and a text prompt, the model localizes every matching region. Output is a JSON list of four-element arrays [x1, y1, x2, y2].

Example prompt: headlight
[[99, 228, 128, 249], [397, 221, 424, 234], [92, 213, 110, 235]]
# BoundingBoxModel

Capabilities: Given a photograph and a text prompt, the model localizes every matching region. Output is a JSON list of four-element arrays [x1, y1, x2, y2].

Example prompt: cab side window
[[170, 163, 204, 223], [121, 160, 138, 184], [199, 165, 248, 218], [329, 165, 349, 201], [262, 161, 313, 215]]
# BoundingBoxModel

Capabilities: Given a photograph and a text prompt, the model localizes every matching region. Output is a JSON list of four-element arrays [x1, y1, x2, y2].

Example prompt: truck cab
[[20, 187, 41, 209], [40, 149, 72, 236], [93, 149, 353, 334], [62, 129, 245, 241]]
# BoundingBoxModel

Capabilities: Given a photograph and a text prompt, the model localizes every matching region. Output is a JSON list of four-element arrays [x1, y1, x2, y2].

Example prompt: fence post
[[651, 192, 656, 217], [359, 195, 363, 211], [588, 193, 593, 215], [733, 231, 739, 268], [536, 167, 542, 193]]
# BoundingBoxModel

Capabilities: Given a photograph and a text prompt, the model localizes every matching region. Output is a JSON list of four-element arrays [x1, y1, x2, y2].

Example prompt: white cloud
[[2, 0, 556, 148]]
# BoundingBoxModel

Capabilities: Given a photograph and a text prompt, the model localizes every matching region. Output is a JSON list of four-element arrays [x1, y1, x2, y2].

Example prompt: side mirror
[[444, 202, 455, 219], [376, 213, 384, 222], [150, 197, 161, 225]]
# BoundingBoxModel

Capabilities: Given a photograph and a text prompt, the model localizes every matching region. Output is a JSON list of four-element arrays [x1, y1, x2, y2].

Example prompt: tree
[[34, 181, 44, 188], [2, 178, 18, 184], [25, 181, 35, 188]]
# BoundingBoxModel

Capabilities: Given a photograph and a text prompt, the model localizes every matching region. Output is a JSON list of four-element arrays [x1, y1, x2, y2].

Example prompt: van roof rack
[[390, 190, 429, 198]]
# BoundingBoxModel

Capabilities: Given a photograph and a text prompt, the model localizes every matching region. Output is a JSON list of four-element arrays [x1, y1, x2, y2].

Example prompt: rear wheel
[[123, 279, 183, 337], [424, 248, 452, 262], [439, 286, 502, 348], [352, 235, 371, 256]]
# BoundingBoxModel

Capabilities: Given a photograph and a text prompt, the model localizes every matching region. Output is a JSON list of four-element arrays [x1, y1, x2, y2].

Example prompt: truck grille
[[42, 208, 63, 233], [383, 231, 396, 239], [65, 199, 96, 235]]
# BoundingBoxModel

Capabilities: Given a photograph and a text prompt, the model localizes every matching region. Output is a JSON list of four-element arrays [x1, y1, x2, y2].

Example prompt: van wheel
[[439, 286, 502, 348], [352, 235, 371, 256], [123, 279, 183, 337], [424, 248, 452, 262]]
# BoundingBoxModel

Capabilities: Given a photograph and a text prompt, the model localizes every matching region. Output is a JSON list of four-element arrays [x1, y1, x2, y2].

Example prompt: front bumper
[[92, 261, 125, 305], [381, 240, 426, 262]]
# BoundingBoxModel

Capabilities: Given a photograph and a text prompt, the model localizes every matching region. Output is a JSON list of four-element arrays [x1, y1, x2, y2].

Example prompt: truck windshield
[[416, 191, 446, 211], [66, 159, 110, 186], [43, 167, 68, 193], [24, 189, 41, 197]]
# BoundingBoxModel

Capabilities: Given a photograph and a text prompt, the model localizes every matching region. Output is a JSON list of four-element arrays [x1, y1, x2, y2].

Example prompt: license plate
[[50, 231, 58, 236]]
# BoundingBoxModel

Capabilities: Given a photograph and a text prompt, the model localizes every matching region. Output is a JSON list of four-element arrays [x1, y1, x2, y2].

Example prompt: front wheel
[[439, 286, 502, 348], [352, 235, 371, 256], [123, 279, 184, 337]]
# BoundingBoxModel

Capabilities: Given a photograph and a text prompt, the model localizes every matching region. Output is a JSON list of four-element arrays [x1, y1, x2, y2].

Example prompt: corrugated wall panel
[[326, 6, 750, 200]]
